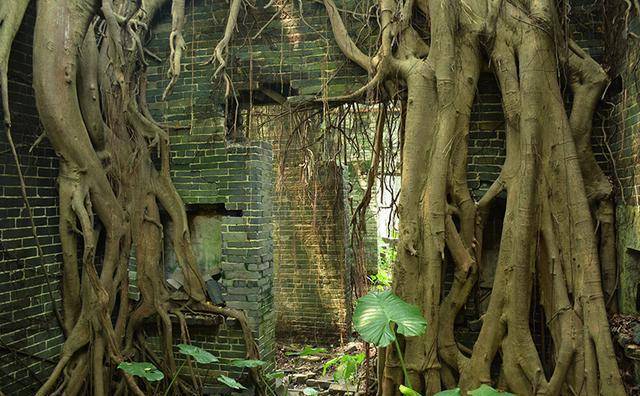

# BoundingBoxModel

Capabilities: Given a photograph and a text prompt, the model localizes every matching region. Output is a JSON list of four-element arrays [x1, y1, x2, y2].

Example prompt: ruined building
[[1, 0, 640, 394]]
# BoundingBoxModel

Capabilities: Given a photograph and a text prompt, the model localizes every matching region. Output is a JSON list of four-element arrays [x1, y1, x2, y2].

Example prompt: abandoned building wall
[[270, 152, 351, 342], [218, 1, 377, 342], [249, 107, 354, 342], [146, 0, 610, 344], [0, 4, 65, 395], [144, 6, 277, 389], [0, 0, 627, 392], [605, 1, 640, 316]]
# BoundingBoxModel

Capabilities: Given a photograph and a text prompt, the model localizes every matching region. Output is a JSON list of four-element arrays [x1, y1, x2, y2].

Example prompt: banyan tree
[[0, 0, 627, 395]]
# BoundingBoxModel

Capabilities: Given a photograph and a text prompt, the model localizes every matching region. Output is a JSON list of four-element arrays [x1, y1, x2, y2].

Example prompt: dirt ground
[[274, 340, 378, 395]]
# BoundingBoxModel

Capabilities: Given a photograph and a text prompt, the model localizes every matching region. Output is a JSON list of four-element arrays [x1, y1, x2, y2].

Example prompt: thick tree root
[[321, 0, 626, 395], [0, 0, 270, 394]]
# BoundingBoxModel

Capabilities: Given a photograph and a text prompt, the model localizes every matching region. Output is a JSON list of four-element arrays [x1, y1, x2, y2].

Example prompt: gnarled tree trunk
[[320, 0, 624, 395], [1, 0, 627, 394], [1, 0, 264, 394]]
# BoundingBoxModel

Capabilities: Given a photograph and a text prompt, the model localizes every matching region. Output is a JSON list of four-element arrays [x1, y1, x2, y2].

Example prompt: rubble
[[275, 341, 376, 395]]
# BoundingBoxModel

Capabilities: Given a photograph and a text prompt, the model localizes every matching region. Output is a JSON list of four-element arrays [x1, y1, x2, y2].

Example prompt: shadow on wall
[[273, 161, 352, 343]]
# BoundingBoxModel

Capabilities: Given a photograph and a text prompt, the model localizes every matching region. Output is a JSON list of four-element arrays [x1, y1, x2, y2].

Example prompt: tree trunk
[[323, 0, 625, 394], [0, 0, 267, 394]]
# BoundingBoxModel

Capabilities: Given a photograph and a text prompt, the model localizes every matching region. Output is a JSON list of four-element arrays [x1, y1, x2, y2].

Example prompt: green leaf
[[323, 356, 341, 375], [469, 385, 515, 396], [117, 362, 164, 382], [399, 385, 422, 396], [177, 344, 219, 364], [323, 353, 365, 383], [339, 353, 364, 382], [434, 389, 461, 396], [303, 387, 319, 395], [230, 359, 267, 368], [266, 371, 285, 380], [353, 290, 427, 347], [217, 375, 247, 390], [285, 346, 327, 356]]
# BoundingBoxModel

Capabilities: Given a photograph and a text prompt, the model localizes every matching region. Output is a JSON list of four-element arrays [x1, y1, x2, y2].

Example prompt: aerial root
[[163, 0, 186, 99]]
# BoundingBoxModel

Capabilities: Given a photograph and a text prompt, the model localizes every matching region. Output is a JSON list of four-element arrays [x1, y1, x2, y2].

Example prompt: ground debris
[[276, 341, 376, 395], [610, 314, 640, 395]]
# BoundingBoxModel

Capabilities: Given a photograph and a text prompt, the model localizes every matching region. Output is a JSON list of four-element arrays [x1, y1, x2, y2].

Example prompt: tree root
[[323, 0, 625, 395], [12, 0, 270, 394]]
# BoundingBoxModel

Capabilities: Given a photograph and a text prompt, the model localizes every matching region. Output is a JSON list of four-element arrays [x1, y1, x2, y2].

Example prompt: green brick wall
[[145, 0, 613, 344], [0, 1, 626, 393], [144, 0, 379, 344], [0, 4, 65, 394], [222, 0, 373, 98], [247, 106, 353, 341], [145, 318, 256, 394], [605, 2, 640, 315], [144, 0, 279, 383]]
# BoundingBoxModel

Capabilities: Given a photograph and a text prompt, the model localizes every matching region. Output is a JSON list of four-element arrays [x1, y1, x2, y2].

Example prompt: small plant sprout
[[323, 352, 365, 382], [399, 385, 422, 396], [303, 387, 319, 395], [266, 371, 285, 380], [230, 359, 268, 368], [323, 352, 365, 394], [177, 343, 219, 364], [285, 346, 328, 357], [229, 358, 277, 394]]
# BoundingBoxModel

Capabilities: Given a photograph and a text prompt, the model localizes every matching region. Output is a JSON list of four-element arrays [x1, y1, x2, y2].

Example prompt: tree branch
[[322, 0, 371, 70]]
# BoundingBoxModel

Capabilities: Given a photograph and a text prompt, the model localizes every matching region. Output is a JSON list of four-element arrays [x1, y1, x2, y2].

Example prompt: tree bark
[[321, 0, 625, 394], [0, 0, 267, 393]]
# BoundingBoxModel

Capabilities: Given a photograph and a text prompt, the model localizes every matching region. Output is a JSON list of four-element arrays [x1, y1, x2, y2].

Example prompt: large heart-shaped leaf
[[469, 385, 515, 396], [434, 389, 461, 396], [353, 290, 427, 347], [230, 359, 267, 368], [177, 344, 218, 364], [117, 362, 164, 382], [217, 375, 247, 390]]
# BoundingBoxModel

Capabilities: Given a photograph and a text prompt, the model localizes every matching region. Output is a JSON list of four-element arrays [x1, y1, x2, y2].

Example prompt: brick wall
[[191, 0, 610, 343], [249, 107, 353, 341], [270, 156, 351, 341], [0, 4, 64, 395], [144, 0, 377, 343], [145, 0, 279, 382], [145, 317, 256, 394], [605, 0, 640, 315], [222, 0, 373, 98], [0, 0, 626, 392]]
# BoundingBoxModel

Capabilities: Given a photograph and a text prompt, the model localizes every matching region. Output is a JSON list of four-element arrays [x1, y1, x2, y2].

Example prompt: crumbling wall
[[252, 107, 353, 342], [0, 1, 627, 393], [149, 0, 611, 346], [605, 0, 640, 315], [144, 3, 278, 383]]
